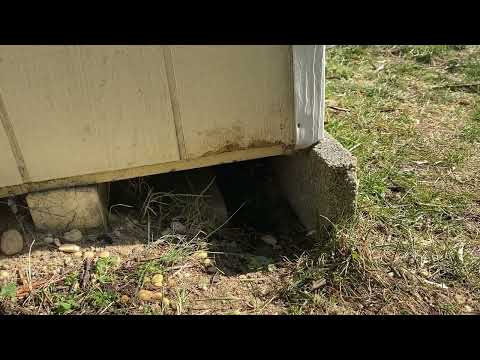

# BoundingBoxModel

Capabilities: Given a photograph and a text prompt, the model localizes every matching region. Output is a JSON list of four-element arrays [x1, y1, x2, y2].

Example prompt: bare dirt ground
[[0, 162, 314, 315], [1, 45, 480, 315]]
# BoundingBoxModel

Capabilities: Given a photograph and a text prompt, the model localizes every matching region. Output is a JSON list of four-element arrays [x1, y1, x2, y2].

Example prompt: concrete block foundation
[[271, 132, 358, 239], [26, 184, 108, 233]]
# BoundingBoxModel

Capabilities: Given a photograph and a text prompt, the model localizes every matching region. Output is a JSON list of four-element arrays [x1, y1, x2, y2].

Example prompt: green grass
[[397, 45, 463, 64], [0, 283, 16, 301], [88, 289, 118, 309], [94, 257, 117, 285], [462, 58, 480, 82], [64, 272, 79, 287], [134, 260, 165, 288], [462, 107, 480, 143], [284, 45, 480, 314], [53, 295, 79, 315], [157, 245, 189, 266]]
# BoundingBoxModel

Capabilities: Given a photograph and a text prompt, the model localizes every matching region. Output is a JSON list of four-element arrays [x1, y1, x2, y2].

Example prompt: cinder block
[[271, 132, 358, 239], [26, 184, 108, 233]]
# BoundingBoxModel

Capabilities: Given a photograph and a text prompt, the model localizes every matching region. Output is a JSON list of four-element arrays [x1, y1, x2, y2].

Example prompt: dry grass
[[280, 45, 480, 315]]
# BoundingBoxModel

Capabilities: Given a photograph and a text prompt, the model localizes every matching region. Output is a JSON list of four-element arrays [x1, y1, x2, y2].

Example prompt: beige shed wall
[[0, 46, 180, 183], [0, 45, 300, 196], [169, 45, 294, 159], [0, 126, 22, 187]]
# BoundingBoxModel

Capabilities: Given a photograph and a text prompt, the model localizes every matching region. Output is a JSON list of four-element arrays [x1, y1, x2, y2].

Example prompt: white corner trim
[[292, 45, 326, 149]]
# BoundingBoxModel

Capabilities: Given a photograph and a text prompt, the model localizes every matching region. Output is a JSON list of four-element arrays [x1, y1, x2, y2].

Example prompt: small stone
[[193, 250, 208, 260], [203, 258, 213, 266], [44, 236, 55, 244], [63, 229, 83, 243], [464, 305, 473, 313], [0, 270, 9, 280], [73, 251, 83, 258], [120, 295, 130, 304], [387, 272, 394, 278], [0, 229, 24, 256], [98, 251, 110, 258], [54, 238, 62, 247], [58, 244, 81, 253], [137, 289, 163, 302], [171, 221, 186, 234], [83, 251, 95, 260], [151, 274, 164, 288], [261, 234, 278, 246]]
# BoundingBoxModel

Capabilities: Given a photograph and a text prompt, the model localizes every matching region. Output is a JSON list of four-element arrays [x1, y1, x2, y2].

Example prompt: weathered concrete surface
[[271, 132, 357, 238], [26, 184, 108, 233]]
